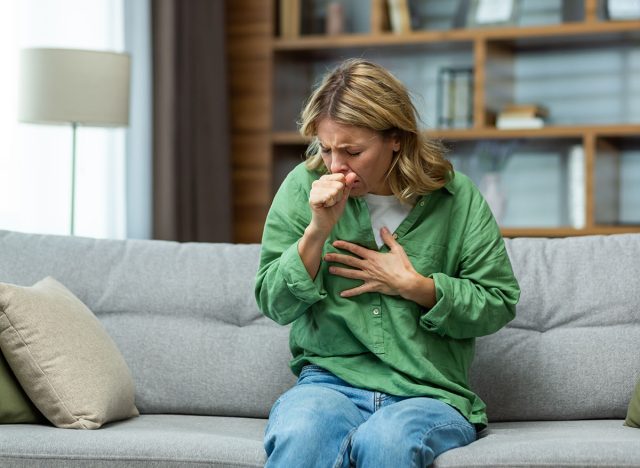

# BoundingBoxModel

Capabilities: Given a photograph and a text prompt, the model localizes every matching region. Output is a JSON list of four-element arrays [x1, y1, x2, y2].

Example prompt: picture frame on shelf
[[467, 0, 519, 27], [436, 66, 474, 129]]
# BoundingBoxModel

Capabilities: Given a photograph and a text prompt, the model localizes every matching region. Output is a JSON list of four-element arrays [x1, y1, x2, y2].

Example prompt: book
[[387, 0, 411, 33], [496, 116, 545, 129], [279, 0, 300, 38], [501, 103, 549, 118], [496, 103, 548, 129], [371, 0, 391, 33], [567, 145, 586, 229], [594, 141, 620, 225], [437, 67, 473, 129], [279, 0, 290, 37]]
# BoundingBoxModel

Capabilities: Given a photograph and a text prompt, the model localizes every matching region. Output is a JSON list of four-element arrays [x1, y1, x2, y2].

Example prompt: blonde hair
[[300, 58, 453, 203]]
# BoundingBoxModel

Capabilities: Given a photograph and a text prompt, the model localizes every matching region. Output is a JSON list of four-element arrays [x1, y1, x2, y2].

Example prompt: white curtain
[[0, 0, 127, 238]]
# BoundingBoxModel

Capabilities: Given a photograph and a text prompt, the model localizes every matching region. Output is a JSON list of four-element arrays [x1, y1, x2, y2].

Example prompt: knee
[[350, 421, 408, 460], [264, 385, 361, 455], [350, 401, 476, 466]]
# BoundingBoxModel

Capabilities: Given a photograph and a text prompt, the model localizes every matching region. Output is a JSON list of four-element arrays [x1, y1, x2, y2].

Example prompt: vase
[[481, 172, 506, 223]]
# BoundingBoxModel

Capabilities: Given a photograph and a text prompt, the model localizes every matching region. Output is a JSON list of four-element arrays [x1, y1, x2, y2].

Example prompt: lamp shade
[[18, 48, 130, 127]]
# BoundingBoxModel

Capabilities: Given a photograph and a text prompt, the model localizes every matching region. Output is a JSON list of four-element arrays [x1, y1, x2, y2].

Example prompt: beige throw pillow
[[0, 277, 139, 429]]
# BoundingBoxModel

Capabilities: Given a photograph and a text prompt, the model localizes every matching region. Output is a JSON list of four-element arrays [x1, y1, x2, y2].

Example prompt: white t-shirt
[[364, 193, 413, 248]]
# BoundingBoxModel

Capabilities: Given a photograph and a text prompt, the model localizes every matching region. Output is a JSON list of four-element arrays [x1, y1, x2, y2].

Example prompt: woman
[[255, 59, 520, 467]]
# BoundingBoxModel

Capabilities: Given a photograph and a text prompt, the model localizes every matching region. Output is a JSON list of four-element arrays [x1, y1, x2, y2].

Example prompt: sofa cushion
[[0, 230, 296, 419], [0, 414, 267, 467], [627, 377, 640, 428], [434, 420, 640, 468], [471, 234, 640, 421], [0, 350, 43, 424], [0, 277, 139, 429]]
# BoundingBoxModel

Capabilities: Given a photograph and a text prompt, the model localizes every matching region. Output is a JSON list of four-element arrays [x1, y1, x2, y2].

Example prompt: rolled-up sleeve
[[420, 192, 520, 339], [255, 169, 326, 325]]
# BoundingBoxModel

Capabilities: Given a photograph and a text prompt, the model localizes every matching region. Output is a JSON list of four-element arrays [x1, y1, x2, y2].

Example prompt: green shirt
[[255, 163, 520, 428]]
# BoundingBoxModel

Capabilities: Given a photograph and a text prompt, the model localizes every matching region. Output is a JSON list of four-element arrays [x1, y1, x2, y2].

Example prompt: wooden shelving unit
[[227, 0, 640, 243]]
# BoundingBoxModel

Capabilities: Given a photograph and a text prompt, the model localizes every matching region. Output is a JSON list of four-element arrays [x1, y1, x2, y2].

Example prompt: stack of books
[[496, 104, 549, 129]]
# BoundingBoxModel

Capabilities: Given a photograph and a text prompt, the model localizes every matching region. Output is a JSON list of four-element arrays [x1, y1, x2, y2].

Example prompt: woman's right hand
[[307, 172, 357, 238]]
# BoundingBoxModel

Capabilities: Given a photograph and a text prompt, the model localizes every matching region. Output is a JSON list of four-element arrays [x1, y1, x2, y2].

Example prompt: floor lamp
[[18, 48, 130, 235]]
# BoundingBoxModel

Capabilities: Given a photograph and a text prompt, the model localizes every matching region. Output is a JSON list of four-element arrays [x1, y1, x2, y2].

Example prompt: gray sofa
[[0, 229, 639, 467]]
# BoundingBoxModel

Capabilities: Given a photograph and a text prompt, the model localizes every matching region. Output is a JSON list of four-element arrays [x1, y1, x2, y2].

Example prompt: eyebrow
[[319, 142, 361, 149], [317, 134, 378, 148]]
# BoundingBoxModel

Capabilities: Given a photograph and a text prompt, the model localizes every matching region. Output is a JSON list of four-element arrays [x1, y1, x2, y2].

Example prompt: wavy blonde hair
[[300, 58, 453, 203]]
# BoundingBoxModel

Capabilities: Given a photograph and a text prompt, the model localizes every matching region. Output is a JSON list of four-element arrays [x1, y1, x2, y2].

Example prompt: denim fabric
[[264, 365, 476, 468]]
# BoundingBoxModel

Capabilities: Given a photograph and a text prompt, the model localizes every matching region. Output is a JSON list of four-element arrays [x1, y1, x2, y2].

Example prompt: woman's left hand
[[325, 227, 419, 298]]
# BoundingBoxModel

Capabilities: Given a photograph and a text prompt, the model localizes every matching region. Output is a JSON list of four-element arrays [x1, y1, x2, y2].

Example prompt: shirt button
[[373, 308, 380, 315], [392, 233, 398, 239], [419, 201, 425, 207]]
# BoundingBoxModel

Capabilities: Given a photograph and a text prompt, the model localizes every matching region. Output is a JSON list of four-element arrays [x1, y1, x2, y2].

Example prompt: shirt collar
[[442, 178, 456, 195]]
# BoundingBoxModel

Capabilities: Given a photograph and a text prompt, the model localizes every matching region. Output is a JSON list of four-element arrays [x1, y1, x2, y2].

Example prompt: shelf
[[272, 125, 640, 145], [431, 125, 640, 140], [502, 226, 640, 238], [273, 20, 640, 52], [228, 0, 640, 242]]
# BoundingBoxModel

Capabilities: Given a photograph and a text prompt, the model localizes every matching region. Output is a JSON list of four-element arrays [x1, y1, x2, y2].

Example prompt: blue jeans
[[264, 365, 476, 468]]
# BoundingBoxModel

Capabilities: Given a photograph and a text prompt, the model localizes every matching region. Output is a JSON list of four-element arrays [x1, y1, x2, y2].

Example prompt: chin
[[349, 187, 367, 197]]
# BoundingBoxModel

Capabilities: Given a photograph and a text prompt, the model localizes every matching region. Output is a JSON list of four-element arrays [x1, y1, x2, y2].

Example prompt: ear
[[392, 135, 401, 153]]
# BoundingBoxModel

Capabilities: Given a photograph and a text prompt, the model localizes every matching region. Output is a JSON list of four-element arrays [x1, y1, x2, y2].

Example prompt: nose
[[329, 152, 349, 175]]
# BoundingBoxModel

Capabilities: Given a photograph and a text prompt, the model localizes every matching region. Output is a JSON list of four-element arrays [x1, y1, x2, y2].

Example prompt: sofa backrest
[[471, 234, 640, 421], [1, 230, 639, 422], [0, 230, 295, 418]]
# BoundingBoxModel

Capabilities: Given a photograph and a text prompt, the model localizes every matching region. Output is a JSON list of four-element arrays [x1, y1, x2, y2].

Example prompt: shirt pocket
[[403, 242, 446, 278]]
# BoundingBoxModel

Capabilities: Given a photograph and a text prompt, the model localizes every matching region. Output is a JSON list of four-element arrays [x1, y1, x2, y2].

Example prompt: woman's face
[[316, 118, 400, 196]]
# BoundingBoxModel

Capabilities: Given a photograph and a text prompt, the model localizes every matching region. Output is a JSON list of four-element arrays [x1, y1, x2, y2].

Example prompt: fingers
[[339, 283, 373, 298], [324, 252, 363, 268], [309, 174, 350, 208], [332, 240, 371, 259], [328, 266, 366, 280], [380, 227, 399, 250]]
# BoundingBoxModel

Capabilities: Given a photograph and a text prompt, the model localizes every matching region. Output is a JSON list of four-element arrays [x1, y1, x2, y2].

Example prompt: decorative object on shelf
[[496, 103, 548, 129], [567, 144, 586, 229], [467, 0, 519, 27], [452, 0, 471, 29], [326, 2, 345, 35], [18, 48, 130, 236], [481, 171, 507, 223], [437, 67, 474, 129], [606, 0, 640, 20], [387, 0, 412, 33], [472, 141, 518, 224]]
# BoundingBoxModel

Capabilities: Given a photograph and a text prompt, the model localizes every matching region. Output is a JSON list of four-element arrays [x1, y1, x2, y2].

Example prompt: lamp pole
[[70, 122, 78, 235]]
